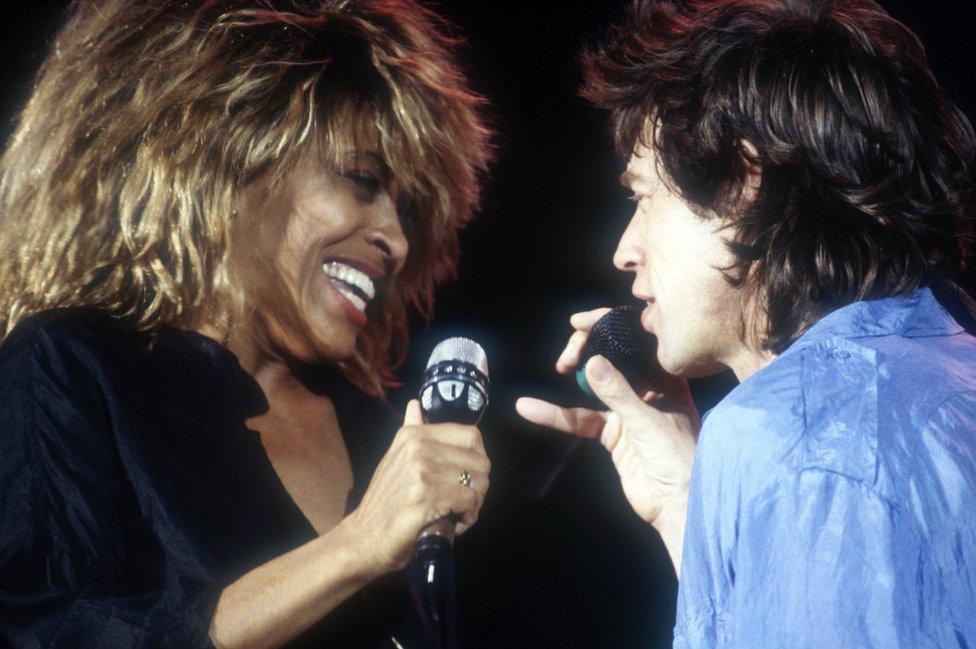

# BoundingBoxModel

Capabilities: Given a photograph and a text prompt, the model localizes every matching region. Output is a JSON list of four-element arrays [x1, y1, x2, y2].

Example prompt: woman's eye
[[344, 171, 382, 196]]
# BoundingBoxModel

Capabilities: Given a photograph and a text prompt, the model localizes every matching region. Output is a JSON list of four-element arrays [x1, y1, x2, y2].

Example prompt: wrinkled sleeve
[[672, 419, 736, 649], [676, 463, 922, 648], [729, 470, 925, 649], [0, 325, 215, 648]]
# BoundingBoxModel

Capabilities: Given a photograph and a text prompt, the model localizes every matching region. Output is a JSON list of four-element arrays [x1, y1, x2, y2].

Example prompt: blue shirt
[[674, 287, 976, 648]]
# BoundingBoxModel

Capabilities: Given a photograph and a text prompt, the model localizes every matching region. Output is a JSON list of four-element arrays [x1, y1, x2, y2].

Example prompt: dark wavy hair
[[583, 0, 976, 351]]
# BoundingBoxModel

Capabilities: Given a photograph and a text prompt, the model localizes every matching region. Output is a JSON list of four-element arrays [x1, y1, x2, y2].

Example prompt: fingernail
[[589, 356, 611, 382]]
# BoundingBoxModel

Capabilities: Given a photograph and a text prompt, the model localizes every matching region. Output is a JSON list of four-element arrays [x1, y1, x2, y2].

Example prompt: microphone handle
[[413, 358, 487, 648], [411, 412, 460, 649], [419, 394, 463, 547], [419, 518, 455, 544]]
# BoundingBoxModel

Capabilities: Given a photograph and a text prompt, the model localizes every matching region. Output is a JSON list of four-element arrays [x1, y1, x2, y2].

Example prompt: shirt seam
[[918, 389, 976, 434], [24, 329, 79, 643], [22, 333, 43, 554], [746, 463, 899, 520]]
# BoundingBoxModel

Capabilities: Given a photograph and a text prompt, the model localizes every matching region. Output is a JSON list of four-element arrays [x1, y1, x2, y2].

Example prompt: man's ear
[[737, 139, 762, 206]]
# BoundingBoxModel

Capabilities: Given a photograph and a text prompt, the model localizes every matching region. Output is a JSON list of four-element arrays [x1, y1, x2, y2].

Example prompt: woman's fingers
[[396, 420, 486, 454], [449, 472, 490, 536], [394, 423, 491, 521], [395, 428, 489, 473], [403, 399, 423, 426], [353, 415, 492, 573], [407, 464, 488, 538]]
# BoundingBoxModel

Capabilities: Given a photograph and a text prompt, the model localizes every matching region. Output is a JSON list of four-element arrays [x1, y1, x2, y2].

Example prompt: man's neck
[[726, 345, 777, 382]]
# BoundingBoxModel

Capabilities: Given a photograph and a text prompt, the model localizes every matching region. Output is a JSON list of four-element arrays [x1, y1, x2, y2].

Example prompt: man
[[517, 0, 976, 646]]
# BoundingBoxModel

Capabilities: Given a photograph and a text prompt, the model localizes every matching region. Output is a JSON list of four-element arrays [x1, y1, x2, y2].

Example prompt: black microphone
[[575, 305, 658, 398], [412, 337, 489, 649], [524, 306, 660, 502], [525, 306, 659, 502]]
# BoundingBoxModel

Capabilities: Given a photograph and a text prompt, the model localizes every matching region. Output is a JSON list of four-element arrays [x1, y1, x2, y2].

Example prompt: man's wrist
[[652, 492, 689, 576]]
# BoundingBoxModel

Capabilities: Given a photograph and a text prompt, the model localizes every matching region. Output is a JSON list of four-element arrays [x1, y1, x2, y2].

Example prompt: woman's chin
[[290, 304, 362, 364], [304, 326, 360, 366]]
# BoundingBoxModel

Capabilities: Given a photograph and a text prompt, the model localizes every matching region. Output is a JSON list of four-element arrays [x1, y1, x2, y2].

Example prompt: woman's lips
[[325, 277, 368, 327]]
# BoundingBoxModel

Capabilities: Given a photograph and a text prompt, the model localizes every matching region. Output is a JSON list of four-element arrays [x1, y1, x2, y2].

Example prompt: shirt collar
[[792, 285, 964, 350]]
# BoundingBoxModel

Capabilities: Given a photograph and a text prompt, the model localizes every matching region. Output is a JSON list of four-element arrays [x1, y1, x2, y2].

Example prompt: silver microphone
[[411, 337, 489, 648], [419, 337, 490, 426]]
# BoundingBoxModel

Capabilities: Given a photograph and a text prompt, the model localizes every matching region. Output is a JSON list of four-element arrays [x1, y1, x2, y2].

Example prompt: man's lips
[[640, 301, 656, 332]]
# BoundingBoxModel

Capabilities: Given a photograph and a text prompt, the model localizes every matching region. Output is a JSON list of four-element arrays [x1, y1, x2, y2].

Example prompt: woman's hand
[[210, 401, 489, 648], [515, 308, 698, 571], [343, 399, 491, 575]]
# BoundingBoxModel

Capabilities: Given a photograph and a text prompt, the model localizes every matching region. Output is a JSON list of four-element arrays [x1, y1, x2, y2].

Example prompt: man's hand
[[516, 308, 699, 567]]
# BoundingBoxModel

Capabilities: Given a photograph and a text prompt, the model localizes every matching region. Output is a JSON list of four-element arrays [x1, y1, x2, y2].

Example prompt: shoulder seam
[[748, 464, 898, 516], [921, 389, 976, 429]]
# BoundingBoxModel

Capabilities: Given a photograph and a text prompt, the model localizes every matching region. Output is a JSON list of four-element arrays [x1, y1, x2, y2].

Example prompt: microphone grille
[[425, 337, 489, 377], [587, 306, 647, 356], [584, 305, 658, 387]]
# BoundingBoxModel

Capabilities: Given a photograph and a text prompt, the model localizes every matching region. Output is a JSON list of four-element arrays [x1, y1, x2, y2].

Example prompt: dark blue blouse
[[0, 308, 426, 648]]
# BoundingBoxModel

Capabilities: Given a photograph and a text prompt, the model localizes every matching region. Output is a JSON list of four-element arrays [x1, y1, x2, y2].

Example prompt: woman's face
[[231, 134, 408, 365]]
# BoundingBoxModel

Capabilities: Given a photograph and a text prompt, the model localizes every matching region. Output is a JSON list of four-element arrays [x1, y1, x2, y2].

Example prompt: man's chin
[[660, 351, 725, 380]]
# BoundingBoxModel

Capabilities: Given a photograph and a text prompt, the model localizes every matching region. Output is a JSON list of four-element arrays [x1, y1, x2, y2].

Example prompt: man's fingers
[[569, 307, 612, 331], [515, 397, 606, 439], [555, 329, 590, 374], [585, 355, 649, 420], [555, 307, 614, 374]]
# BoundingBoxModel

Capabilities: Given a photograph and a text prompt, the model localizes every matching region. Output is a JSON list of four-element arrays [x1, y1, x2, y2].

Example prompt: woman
[[0, 1, 492, 647]]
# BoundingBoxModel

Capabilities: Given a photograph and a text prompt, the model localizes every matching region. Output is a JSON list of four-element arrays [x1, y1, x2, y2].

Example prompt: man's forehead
[[623, 141, 659, 186]]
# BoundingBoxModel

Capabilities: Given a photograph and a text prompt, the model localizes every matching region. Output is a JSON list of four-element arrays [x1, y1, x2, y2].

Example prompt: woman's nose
[[366, 200, 409, 270]]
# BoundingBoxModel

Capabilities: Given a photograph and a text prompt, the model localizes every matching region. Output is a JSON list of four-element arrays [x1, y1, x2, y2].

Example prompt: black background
[[2, 2, 974, 647]]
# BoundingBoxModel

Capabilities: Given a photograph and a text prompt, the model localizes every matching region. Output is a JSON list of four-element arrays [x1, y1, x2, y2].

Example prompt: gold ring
[[458, 470, 472, 488]]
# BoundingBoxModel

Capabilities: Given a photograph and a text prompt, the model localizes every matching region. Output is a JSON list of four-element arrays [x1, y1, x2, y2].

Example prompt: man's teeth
[[322, 261, 376, 304]]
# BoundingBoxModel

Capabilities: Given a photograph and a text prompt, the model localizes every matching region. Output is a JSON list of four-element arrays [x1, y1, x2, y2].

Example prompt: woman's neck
[[195, 319, 318, 405]]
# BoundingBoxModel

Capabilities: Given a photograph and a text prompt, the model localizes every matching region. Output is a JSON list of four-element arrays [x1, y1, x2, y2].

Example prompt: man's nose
[[613, 212, 644, 272]]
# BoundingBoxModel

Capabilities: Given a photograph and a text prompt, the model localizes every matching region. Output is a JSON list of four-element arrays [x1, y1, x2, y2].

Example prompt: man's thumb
[[585, 355, 646, 418]]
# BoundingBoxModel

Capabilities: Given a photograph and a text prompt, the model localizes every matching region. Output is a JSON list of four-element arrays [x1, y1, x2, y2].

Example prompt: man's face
[[614, 141, 747, 378]]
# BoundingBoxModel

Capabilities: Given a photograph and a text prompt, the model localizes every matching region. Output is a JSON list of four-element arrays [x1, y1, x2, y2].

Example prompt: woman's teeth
[[322, 261, 376, 311]]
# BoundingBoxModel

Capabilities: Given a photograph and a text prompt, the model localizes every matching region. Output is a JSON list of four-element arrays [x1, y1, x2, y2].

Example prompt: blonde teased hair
[[0, 0, 492, 394]]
